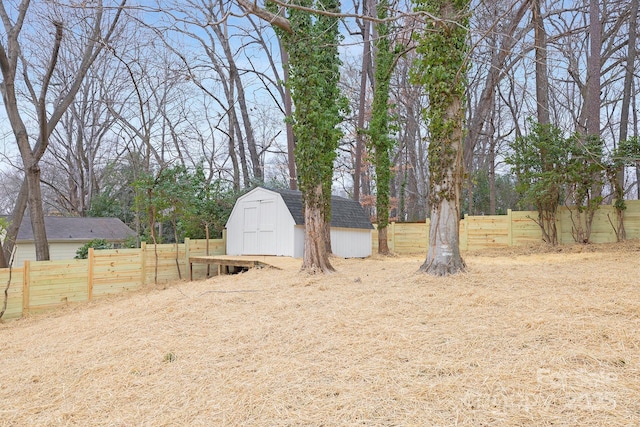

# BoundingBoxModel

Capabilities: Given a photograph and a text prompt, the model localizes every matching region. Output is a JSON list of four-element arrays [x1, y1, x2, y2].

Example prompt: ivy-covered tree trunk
[[421, 99, 466, 275], [255, 0, 346, 273], [238, 0, 344, 272], [413, 0, 469, 275], [304, 184, 334, 272], [322, 180, 333, 255], [369, 0, 396, 255], [277, 39, 298, 190], [374, 146, 392, 255]]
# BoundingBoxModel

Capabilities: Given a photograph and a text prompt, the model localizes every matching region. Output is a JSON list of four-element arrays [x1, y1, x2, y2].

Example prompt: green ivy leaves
[[272, 0, 347, 217], [411, 0, 470, 205], [368, 0, 398, 229]]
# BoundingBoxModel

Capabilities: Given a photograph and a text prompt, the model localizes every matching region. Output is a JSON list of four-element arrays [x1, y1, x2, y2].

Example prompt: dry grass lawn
[[1, 242, 640, 426]]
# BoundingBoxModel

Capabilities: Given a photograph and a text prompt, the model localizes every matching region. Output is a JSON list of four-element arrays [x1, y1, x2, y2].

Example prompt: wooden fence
[[0, 238, 225, 320], [372, 200, 640, 254], [4, 202, 640, 320]]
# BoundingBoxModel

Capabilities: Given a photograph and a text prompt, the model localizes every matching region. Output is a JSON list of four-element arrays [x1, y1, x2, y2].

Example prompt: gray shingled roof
[[270, 188, 373, 230], [1, 216, 136, 242]]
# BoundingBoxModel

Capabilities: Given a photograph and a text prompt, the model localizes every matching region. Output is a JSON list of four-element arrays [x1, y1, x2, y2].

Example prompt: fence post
[[462, 214, 469, 251], [22, 260, 30, 316], [140, 242, 147, 286], [185, 238, 191, 271], [222, 229, 227, 255], [507, 209, 513, 247], [88, 248, 94, 300], [390, 221, 396, 252]]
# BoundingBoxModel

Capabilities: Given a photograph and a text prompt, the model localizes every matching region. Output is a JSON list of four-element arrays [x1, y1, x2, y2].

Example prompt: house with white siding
[[226, 187, 373, 258], [1, 216, 136, 266]]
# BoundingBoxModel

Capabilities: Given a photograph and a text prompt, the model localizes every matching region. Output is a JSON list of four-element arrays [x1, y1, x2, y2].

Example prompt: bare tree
[[392, 52, 429, 221], [532, 0, 550, 126], [352, 0, 373, 202], [585, 0, 602, 137], [619, 0, 638, 179], [0, 1, 125, 265], [463, 0, 529, 214], [156, 0, 289, 189], [41, 48, 122, 216]]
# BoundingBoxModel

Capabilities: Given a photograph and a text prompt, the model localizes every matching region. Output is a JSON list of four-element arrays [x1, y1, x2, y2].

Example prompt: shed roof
[[270, 188, 373, 230], [1, 216, 136, 242]]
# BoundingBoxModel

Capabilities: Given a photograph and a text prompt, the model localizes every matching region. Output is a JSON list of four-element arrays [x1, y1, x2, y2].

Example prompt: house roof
[[269, 188, 374, 230], [1, 216, 136, 242]]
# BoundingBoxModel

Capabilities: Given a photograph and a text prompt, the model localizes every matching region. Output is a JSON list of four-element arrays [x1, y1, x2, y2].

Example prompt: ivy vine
[[368, 0, 400, 231], [410, 0, 470, 206], [272, 0, 348, 220]]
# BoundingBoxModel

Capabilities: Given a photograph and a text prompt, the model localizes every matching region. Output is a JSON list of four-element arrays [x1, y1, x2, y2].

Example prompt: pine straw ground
[[1, 243, 640, 426]]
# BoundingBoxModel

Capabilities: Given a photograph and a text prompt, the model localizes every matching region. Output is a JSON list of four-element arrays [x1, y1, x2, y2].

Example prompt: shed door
[[242, 199, 276, 255], [257, 199, 276, 254], [242, 202, 259, 254]]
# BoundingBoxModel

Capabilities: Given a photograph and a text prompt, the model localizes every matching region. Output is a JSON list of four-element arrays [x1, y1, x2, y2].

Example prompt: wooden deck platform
[[189, 255, 301, 280]]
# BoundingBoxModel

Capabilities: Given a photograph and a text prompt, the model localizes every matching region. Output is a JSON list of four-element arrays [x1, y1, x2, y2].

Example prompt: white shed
[[225, 187, 373, 258]]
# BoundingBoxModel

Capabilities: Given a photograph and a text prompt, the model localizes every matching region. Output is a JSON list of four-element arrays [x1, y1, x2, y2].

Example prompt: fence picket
[[1, 239, 225, 320]]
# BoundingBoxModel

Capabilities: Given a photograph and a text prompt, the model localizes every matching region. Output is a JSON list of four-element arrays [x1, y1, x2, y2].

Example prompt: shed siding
[[331, 228, 372, 258], [294, 226, 305, 258], [291, 227, 371, 259]]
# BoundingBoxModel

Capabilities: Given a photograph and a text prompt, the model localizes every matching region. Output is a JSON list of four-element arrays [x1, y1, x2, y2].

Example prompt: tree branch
[[37, 21, 64, 161], [263, 0, 444, 25], [236, 0, 292, 33]]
